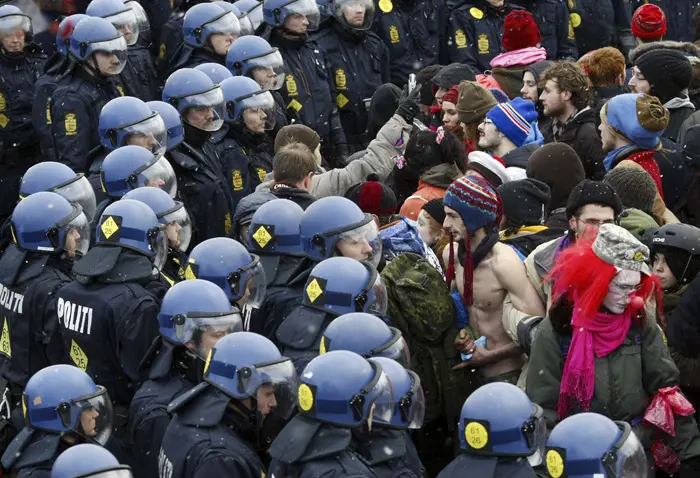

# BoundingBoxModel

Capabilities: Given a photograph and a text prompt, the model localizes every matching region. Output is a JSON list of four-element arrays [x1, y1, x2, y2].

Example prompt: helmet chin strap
[[82, 54, 108, 80], [279, 26, 308, 40]]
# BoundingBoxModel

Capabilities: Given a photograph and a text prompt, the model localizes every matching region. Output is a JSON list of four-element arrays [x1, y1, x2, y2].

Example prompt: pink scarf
[[556, 310, 632, 420]]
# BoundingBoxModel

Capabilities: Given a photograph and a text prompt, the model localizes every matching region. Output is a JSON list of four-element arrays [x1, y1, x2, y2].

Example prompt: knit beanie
[[603, 167, 657, 215], [467, 151, 510, 188], [344, 173, 398, 216], [422, 198, 446, 226], [485, 98, 538, 147], [602, 93, 669, 150], [274, 124, 320, 153], [489, 88, 510, 104], [632, 4, 667, 41], [417, 65, 444, 107], [566, 180, 623, 220], [502, 10, 541, 52], [635, 49, 693, 104], [498, 178, 551, 227], [442, 85, 459, 105], [527, 143, 585, 212], [457, 80, 498, 125]]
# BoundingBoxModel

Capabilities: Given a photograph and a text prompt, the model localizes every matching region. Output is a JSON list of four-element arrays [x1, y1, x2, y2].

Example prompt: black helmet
[[650, 223, 700, 285]]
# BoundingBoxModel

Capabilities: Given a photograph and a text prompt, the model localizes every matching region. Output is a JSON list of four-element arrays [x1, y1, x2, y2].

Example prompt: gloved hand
[[395, 84, 421, 123]]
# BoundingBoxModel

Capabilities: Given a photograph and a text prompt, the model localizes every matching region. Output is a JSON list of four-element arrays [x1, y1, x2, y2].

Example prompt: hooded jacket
[[399, 162, 463, 221]]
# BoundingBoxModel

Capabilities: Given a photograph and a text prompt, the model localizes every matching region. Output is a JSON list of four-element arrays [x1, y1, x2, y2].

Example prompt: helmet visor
[[64, 210, 91, 257], [104, 9, 139, 45], [125, 0, 150, 32], [244, 359, 299, 420], [177, 312, 243, 358], [181, 87, 226, 132], [71, 387, 113, 446], [204, 12, 241, 38], [374, 328, 411, 368], [238, 14, 255, 36], [87, 470, 134, 478], [365, 273, 388, 315], [231, 256, 267, 309], [88, 36, 128, 75], [333, 0, 374, 30], [138, 156, 177, 198], [54, 175, 97, 223], [242, 1, 264, 30], [0, 14, 30, 38], [336, 219, 382, 268], [402, 371, 425, 429], [123, 114, 168, 158], [526, 406, 547, 467], [150, 225, 170, 272], [285, 0, 320, 31], [615, 427, 647, 477], [369, 369, 394, 425], [238, 91, 277, 130], [248, 51, 284, 90], [161, 204, 192, 252]]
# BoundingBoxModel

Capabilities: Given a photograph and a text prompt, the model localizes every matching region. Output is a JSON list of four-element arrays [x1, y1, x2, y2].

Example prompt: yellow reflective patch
[[455, 29, 467, 49], [253, 226, 272, 248], [117, 85, 125, 97], [100, 216, 120, 239], [286, 75, 298, 96], [337, 93, 349, 109], [298, 383, 314, 411], [225, 212, 232, 235], [64, 113, 77, 136], [469, 7, 484, 19], [389, 25, 400, 44], [203, 349, 212, 375], [546, 449, 565, 478], [306, 278, 324, 303], [378, 0, 392, 13], [159, 43, 166, 61], [319, 336, 327, 355], [335, 68, 347, 90], [9, 225, 17, 245], [22, 395, 26, 419], [46, 102, 52, 124], [0, 114, 8, 128], [568, 21, 575, 40], [0, 93, 6, 112], [0, 318, 11, 358], [464, 421, 488, 449], [287, 99, 302, 112], [69, 339, 88, 371], [232, 170, 244, 191], [570, 12, 581, 28]]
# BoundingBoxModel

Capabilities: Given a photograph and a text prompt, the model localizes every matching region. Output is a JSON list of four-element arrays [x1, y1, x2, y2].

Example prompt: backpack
[[381, 253, 470, 427]]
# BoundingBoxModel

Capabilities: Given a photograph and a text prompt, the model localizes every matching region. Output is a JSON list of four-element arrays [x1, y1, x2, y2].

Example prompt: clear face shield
[[161, 203, 192, 252], [524, 404, 547, 468], [357, 272, 388, 315], [61, 386, 114, 446], [123, 113, 168, 158], [334, 0, 374, 30], [89, 36, 128, 75], [248, 50, 285, 90], [285, 0, 321, 31], [0, 14, 31, 47], [607, 422, 648, 478], [372, 328, 411, 368], [136, 156, 178, 198], [124, 0, 150, 35], [335, 218, 382, 268], [242, 359, 299, 420], [53, 174, 97, 223], [400, 371, 425, 429], [242, 1, 264, 31], [237, 91, 277, 131], [204, 12, 241, 41], [84, 470, 133, 478], [238, 13, 255, 36], [61, 209, 91, 258], [181, 87, 226, 132], [148, 225, 170, 272], [104, 9, 139, 46], [230, 254, 267, 309], [175, 312, 243, 359], [364, 367, 395, 426]]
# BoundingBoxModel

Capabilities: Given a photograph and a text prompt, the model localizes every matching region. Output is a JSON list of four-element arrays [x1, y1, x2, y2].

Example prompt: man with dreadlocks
[[441, 175, 544, 386]]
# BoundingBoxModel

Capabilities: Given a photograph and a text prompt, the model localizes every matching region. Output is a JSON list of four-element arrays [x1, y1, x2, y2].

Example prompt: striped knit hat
[[485, 97, 538, 147]]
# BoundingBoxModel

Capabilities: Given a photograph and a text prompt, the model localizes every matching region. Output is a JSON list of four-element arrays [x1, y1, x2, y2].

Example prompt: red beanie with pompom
[[502, 10, 541, 52]]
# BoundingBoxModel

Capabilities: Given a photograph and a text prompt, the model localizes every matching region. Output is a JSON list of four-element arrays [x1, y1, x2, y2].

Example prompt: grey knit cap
[[592, 223, 652, 275]]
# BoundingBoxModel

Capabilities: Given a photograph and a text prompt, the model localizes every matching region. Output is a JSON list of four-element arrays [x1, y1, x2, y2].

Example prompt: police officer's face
[[336, 235, 373, 262], [93, 51, 122, 76], [126, 132, 159, 153], [284, 14, 309, 34], [65, 228, 81, 258], [80, 408, 99, 436], [256, 385, 277, 416], [629, 67, 651, 95], [0, 29, 24, 52], [115, 24, 135, 44], [186, 106, 216, 130], [166, 221, 182, 249], [521, 71, 538, 102], [477, 119, 502, 150], [252, 67, 277, 90], [242, 108, 267, 134], [342, 1, 366, 27], [653, 253, 679, 290], [443, 206, 467, 242], [441, 101, 459, 128], [209, 32, 235, 56]]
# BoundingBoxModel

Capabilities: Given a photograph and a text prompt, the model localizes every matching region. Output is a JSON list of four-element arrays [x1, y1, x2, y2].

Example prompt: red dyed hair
[[547, 238, 661, 322]]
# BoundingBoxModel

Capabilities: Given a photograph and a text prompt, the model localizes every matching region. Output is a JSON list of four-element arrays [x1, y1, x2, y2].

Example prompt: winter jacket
[[664, 97, 696, 143], [501, 143, 538, 171], [522, 0, 578, 61], [399, 162, 462, 221], [617, 208, 658, 240], [568, 0, 634, 57], [541, 107, 605, 180], [628, 0, 695, 43], [256, 113, 411, 198], [524, 235, 566, 312]]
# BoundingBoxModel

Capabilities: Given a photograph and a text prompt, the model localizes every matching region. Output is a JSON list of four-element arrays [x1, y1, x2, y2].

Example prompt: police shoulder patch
[[64, 113, 77, 136]]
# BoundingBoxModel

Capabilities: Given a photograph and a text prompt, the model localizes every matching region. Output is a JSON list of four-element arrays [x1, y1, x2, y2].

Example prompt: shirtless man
[[441, 176, 544, 384]]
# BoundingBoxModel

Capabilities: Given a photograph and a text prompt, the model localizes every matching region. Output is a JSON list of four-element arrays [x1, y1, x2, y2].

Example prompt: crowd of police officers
[[0, 0, 687, 476]]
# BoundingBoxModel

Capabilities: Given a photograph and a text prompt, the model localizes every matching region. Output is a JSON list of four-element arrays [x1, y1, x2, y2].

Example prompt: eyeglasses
[[631, 69, 646, 81], [576, 217, 615, 227]]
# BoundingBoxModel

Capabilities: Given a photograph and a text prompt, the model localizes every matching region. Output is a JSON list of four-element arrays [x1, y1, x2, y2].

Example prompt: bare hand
[[454, 329, 474, 353], [453, 346, 491, 370]]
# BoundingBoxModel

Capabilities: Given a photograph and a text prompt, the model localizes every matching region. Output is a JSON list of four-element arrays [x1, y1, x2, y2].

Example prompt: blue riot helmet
[[220, 76, 276, 130], [122, 187, 192, 252], [23, 365, 113, 446], [100, 146, 177, 199], [51, 444, 132, 478], [331, 0, 375, 30], [147, 101, 185, 151], [212, 2, 253, 36], [185, 237, 267, 307], [263, 0, 320, 31], [194, 62, 233, 84], [158, 280, 242, 357], [98, 96, 168, 157], [0, 5, 32, 48], [368, 357, 424, 430], [163, 68, 226, 132], [297, 350, 393, 427], [182, 3, 240, 49], [56, 14, 88, 55], [20, 162, 97, 223], [11, 192, 91, 257], [545, 413, 647, 478], [459, 382, 546, 466], [233, 0, 263, 32], [302, 257, 388, 316], [86, 0, 140, 46], [69, 17, 128, 75], [226, 36, 284, 91], [300, 196, 382, 266], [96, 199, 169, 271], [320, 312, 410, 367]]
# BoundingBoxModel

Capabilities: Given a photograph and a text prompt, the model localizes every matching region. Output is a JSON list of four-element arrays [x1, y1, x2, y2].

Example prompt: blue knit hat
[[603, 93, 669, 150], [443, 175, 500, 233], [485, 97, 538, 147]]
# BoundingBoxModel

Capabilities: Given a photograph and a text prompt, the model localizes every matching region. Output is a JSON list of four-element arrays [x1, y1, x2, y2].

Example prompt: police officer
[[122, 186, 192, 286], [55, 200, 167, 431], [277, 256, 389, 373], [167, 3, 241, 75], [48, 17, 128, 173], [128, 279, 241, 477], [125, 0, 153, 52], [214, 76, 276, 209], [52, 444, 133, 478], [0, 5, 47, 227], [147, 100, 186, 153], [314, 0, 390, 153], [214, 1, 256, 37], [32, 13, 88, 162], [568, 0, 634, 57], [234, 0, 265, 34], [156, 0, 208, 80], [159, 331, 298, 477], [194, 61, 233, 84], [437, 382, 544, 477], [372, 0, 447, 86], [162, 68, 235, 246], [1, 365, 114, 476], [268, 350, 394, 476], [263, 0, 349, 166], [86, 0, 158, 101]]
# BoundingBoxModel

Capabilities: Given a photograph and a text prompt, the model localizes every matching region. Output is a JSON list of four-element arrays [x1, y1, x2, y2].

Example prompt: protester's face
[[521, 71, 538, 102], [116, 24, 135, 44], [603, 269, 641, 314], [94, 51, 121, 75], [166, 221, 182, 249], [337, 235, 373, 261], [243, 108, 267, 134], [653, 253, 679, 290], [284, 14, 309, 34], [256, 385, 277, 416], [80, 408, 99, 436], [569, 204, 616, 240], [252, 66, 277, 90], [0, 29, 24, 52], [442, 101, 460, 128], [629, 66, 651, 95], [342, 1, 366, 27], [186, 106, 216, 130], [539, 79, 567, 118], [435, 87, 447, 107], [598, 122, 618, 153], [477, 119, 502, 150], [209, 32, 235, 56], [417, 210, 442, 246], [65, 228, 81, 258], [443, 206, 467, 242]]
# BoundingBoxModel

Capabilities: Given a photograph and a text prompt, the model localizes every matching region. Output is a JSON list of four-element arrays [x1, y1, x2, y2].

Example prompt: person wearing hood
[[397, 128, 466, 221], [477, 98, 541, 179], [603, 167, 660, 240], [313, 0, 390, 153], [586, 47, 629, 130], [430, 62, 476, 129], [539, 61, 606, 180], [568, 0, 634, 59]]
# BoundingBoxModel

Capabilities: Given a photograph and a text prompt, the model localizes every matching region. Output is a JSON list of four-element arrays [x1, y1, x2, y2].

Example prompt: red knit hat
[[442, 85, 459, 105], [502, 10, 541, 52], [632, 4, 667, 40]]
